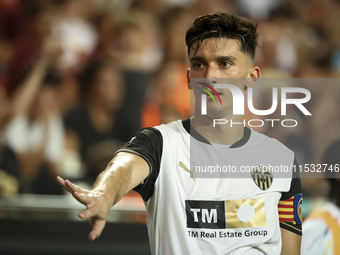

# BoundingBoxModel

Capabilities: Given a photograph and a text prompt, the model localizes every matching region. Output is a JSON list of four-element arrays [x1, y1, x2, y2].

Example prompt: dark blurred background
[[0, 0, 340, 254]]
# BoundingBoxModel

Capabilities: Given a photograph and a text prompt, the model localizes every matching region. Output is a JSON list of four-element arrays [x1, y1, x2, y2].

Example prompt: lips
[[196, 82, 223, 105], [204, 89, 223, 96]]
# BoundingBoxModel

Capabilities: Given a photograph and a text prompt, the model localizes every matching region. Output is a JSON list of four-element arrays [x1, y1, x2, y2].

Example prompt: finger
[[65, 179, 86, 194], [89, 219, 106, 241], [72, 191, 91, 206], [56, 176, 73, 193], [78, 206, 99, 220]]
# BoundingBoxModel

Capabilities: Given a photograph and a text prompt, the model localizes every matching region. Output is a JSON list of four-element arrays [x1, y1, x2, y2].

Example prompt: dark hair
[[185, 12, 259, 60]]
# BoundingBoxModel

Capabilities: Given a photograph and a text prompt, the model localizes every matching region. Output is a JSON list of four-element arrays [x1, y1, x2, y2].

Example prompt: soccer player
[[57, 12, 302, 254]]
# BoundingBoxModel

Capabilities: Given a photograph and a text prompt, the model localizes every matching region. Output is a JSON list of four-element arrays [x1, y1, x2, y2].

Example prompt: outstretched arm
[[56, 152, 149, 241]]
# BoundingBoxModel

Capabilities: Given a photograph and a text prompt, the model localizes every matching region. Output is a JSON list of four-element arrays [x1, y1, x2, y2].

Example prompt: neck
[[191, 112, 245, 145]]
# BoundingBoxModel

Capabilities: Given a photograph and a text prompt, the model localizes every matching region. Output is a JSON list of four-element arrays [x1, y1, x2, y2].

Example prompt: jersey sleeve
[[114, 127, 163, 201], [279, 157, 303, 236], [301, 218, 330, 255]]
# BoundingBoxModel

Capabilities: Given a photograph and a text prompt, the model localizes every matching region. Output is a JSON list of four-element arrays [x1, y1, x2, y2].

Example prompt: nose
[[205, 66, 220, 79], [203, 79, 218, 89]]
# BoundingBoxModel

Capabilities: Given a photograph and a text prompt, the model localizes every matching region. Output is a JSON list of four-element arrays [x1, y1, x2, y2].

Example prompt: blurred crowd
[[0, 0, 340, 214]]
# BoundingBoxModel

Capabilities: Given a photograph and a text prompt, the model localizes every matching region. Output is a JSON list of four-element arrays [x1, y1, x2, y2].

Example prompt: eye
[[221, 62, 232, 67], [193, 62, 204, 69]]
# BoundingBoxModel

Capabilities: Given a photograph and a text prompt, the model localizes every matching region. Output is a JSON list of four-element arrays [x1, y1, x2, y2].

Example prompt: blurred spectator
[[302, 140, 340, 255], [238, 0, 280, 20], [52, 0, 98, 71], [0, 36, 62, 196], [90, 11, 118, 62], [0, 86, 12, 132], [63, 60, 128, 184], [142, 62, 188, 127], [4, 68, 64, 195], [0, 41, 13, 83], [6, 1, 55, 93], [141, 8, 193, 127], [114, 9, 162, 72], [193, 0, 233, 16], [0, 142, 21, 196], [130, 0, 167, 17], [118, 70, 149, 134], [0, 86, 21, 196]]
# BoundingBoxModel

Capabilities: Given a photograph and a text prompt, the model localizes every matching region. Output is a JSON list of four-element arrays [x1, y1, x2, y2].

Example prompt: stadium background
[[0, 0, 340, 254]]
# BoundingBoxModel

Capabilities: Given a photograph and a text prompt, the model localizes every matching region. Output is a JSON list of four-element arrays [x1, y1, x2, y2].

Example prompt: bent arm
[[10, 37, 59, 117], [281, 227, 301, 255], [10, 55, 50, 116]]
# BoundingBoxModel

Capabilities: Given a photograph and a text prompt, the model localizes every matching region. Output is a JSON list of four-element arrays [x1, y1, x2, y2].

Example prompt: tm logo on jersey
[[186, 199, 267, 229]]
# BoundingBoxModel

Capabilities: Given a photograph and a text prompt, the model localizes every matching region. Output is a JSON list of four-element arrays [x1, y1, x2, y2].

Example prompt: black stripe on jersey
[[114, 127, 163, 201], [280, 157, 301, 201], [280, 222, 302, 236], [181, 118, 251, 148], [279, 157, 302, 235], [230, 127, 251, 148]]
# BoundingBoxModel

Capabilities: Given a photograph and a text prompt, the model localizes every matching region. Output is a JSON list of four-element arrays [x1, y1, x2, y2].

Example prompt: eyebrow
[[216, 56, 237, 62], [189, 55, 237, 62]]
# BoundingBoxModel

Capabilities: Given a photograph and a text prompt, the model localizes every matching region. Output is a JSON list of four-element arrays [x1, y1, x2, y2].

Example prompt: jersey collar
[[181, 118, 251, 148]]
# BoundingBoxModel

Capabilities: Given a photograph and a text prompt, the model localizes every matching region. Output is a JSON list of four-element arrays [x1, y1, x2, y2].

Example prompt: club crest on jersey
[[296, 194, 303, 223], [251, 166, 273, 191]]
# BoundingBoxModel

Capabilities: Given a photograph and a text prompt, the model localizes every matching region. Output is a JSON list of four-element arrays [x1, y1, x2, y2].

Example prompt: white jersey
[[302, 203, 340, 255], [116, 119, 302, 255]]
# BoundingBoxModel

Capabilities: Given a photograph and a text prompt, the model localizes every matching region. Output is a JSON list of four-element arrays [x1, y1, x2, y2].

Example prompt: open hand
[[56, 176, 111, 241]]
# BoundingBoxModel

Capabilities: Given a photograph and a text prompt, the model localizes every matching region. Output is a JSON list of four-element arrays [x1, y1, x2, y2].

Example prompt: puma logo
[[179, 161, 196, 181]]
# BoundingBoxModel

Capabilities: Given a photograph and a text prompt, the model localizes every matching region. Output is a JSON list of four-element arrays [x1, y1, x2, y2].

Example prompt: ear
[[187, 68, 191, 89], [245, 66, 260, 88]]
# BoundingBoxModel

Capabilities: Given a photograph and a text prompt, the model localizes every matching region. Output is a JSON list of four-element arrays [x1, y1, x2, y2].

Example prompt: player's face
[[188, 38, 260, 117]]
